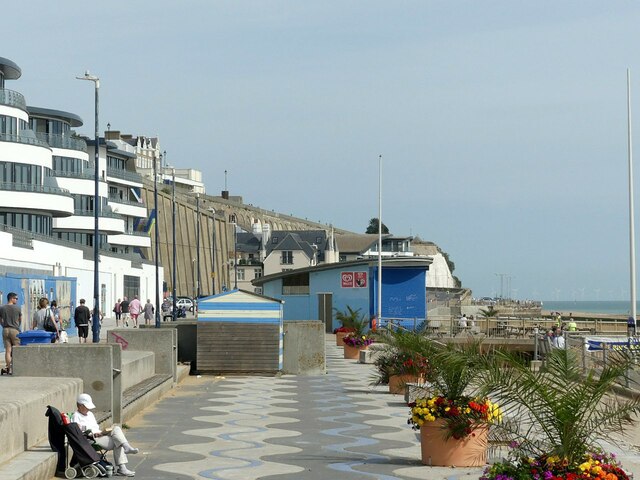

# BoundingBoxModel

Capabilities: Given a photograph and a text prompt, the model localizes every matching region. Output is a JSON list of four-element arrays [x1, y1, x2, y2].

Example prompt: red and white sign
[[341, 272, 354, 288], [354, 271, 367, 288]]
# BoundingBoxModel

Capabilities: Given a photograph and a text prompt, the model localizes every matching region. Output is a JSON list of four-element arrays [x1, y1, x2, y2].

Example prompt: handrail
[[106, 168, 143, 184], [107, 195, 145, 207], [53, 170, 94, 180], [73, 208, 122, 219]]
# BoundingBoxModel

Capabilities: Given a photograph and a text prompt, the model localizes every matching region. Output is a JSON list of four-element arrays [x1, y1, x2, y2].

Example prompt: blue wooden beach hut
[[196, 289, 284, 373]]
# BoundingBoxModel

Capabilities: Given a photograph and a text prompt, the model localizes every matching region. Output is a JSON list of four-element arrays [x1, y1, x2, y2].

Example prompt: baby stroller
[[46, 405, 110, 478]]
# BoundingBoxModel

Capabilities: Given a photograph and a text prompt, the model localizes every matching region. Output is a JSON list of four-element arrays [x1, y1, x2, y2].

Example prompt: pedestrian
[[120, 297, 130, 327], [74, 298, 91, 344], [567, 313, 577, 332], [50, 299, 62, 330], [113, 299, 122, 327], [32, 297, 59, 342], [628, 316, 636, 336], [0, 292, 22, 375], [128, 296, 141, 328], [143, 299, 154, 326]]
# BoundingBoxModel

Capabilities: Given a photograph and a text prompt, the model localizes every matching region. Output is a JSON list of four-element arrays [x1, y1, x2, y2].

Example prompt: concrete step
[[121, 350, 156, 391], [0, 445, 57, 480], [0, 377, 82, 465]]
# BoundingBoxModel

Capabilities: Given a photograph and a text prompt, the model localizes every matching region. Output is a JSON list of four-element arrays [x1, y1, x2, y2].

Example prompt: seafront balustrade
[[0, 88, 26, 110]]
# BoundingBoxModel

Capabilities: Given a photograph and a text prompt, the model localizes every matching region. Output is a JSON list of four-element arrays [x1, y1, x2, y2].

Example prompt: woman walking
[[113, 299, 122, 327]]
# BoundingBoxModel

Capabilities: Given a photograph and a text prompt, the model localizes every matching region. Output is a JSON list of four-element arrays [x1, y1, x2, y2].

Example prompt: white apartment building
[[0, 56, 160, 321]]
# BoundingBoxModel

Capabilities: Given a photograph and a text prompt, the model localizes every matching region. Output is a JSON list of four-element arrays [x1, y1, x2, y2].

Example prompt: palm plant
[[476, 346, 640, 467], [334, 306, 367, 336], [371, 329, 431, 385]]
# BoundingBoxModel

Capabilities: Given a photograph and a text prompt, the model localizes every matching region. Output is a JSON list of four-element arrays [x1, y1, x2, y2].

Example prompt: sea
[[541, 300, 639, 316]]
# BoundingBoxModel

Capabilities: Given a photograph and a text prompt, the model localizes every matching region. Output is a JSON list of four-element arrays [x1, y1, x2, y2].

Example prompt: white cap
[[77, 393, 96, 410]]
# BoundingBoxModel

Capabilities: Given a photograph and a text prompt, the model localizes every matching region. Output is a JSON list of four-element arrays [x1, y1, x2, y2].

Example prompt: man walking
[[74, 299, 91, 343], [120, 297, 130, 327], [0, 292, 22, 375]]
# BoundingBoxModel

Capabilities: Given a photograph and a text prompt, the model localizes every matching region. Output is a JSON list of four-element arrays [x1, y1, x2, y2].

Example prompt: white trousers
[[94, 425, 130, 466]]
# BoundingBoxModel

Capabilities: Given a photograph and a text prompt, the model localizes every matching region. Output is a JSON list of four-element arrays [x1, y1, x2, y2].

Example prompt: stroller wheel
[[64, 466, 78, 479], [81, 464, 100, 478]]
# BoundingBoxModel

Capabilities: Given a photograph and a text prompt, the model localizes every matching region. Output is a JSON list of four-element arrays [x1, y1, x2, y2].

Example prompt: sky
[[4, 1, 640, 301]]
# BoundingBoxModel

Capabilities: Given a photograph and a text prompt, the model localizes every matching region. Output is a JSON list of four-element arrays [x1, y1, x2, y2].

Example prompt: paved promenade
[[121, 337, 487, 479]]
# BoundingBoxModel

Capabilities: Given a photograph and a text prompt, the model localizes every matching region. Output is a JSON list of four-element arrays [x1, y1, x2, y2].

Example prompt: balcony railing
[[0, 89, 26, 110], [106, 168, 143, 184], [35, 133, 87, 152], [73, 208, 122, 219], [0, 182, 72, 197], [53, 169, 95, 180], [0, 132, 50, 148]]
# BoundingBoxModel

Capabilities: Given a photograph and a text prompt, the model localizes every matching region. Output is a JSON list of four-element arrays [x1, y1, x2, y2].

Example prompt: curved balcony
[[53, 209, 125, 235], [0, 132, 50, 148], [107, 196, 147, 218], [0, 89, 26, 110], [108, 230, 151, 248], [35, 133, 87, 152], [0, 183, 74, 217]]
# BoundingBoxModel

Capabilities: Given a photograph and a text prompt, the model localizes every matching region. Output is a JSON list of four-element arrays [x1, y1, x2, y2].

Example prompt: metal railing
[[107, 194, 145, 207], [0, 182, 72, 196], [53, 169, 94, 180], [106, 168, 143, 184], [35, 133, 87, 152], [0, 89, 26, 110], [0, 132, 50, 148], [73, 208, 122, 219]]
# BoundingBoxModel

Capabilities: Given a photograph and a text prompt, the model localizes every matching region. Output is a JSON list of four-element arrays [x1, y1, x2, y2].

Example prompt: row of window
[[236, 268, 262, 281], [107, 155, 126, 171], [73, 195, 108, 212], [0, 212, 52, 235], [55, 232, 108, 247], [0, 161, 48, 185], [53, 156, 89, 174], [29, 117, 71, 136]]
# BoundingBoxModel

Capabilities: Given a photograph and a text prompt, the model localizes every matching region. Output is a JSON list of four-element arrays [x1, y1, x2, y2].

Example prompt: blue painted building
[[252, 257, 431, 331]]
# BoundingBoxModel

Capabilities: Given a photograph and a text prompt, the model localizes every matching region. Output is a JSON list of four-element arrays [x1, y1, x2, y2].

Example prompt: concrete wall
[[0, 377, 82, 465], [12, 344, 119, 414], [140, 321, 197, 363], [283, 320, 325, 375], [107, 328, 177, 381]]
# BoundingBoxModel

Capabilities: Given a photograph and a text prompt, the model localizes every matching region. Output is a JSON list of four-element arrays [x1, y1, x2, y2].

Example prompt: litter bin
[[17, 330, 56, 344]]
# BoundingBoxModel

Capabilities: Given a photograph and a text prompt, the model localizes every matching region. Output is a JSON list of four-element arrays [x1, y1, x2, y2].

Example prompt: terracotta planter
[[419, 420, 488, 467], [336, 331, 349, 346], [343, 344, 366, 359], [388, 374, 420, 395]]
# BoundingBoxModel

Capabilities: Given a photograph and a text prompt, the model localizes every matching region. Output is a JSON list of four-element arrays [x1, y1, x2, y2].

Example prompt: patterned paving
[[126, 336, 487, 479]]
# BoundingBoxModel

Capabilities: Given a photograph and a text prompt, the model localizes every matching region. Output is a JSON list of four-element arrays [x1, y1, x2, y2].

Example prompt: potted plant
[[372, 329, 429, 394], [407, 339, 501, 466], [478, 347, 640, 479], [334, 306, 363, 346], [343, 333, 374, 359]]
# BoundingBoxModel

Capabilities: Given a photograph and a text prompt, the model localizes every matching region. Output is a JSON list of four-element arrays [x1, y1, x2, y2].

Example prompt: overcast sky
[[5, 1, 640, 300]]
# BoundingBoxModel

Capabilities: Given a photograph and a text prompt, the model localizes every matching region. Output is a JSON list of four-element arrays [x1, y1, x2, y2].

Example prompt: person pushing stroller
[[71, 393, 139, 477]]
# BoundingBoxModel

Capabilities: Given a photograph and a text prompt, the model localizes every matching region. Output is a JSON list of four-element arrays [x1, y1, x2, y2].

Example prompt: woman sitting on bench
[[71, 393, 139, 477]]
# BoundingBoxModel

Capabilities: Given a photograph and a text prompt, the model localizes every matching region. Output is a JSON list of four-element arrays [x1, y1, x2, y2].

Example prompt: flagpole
[[377, 154, 382, 329], [627, 68, 637, 332]]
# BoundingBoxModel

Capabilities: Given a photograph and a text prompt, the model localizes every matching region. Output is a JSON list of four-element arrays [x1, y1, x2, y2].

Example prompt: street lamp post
[[76, 71, 101, 343], [196, 193, 201, 313], [154, 153, 161, 328], [172, 166, 177, 322], [208, 207, 216, 295], [230, 214, 238, 290], [377, 154, 382, 330]]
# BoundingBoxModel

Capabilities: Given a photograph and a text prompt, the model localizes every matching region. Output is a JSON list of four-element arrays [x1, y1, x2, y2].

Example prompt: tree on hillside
[[365, 218, 389, 234]]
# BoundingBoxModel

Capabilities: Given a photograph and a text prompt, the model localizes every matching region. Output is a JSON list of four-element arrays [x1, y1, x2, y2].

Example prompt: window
[[281, 251, 293, 264], [282, 272, 309, 295], [254, 269, 262, 279], [237, 269, 245, 281], [254, 287, 263, 295], [271, 236, 278, 244], [123, 275, 140, 301]]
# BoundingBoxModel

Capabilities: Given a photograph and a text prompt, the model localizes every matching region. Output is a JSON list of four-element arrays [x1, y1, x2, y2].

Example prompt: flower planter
[[344, 344, 366, 359], [419, 420, 488, 467], [336, 331, 349, 346], [388, 374, 421, 395]]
